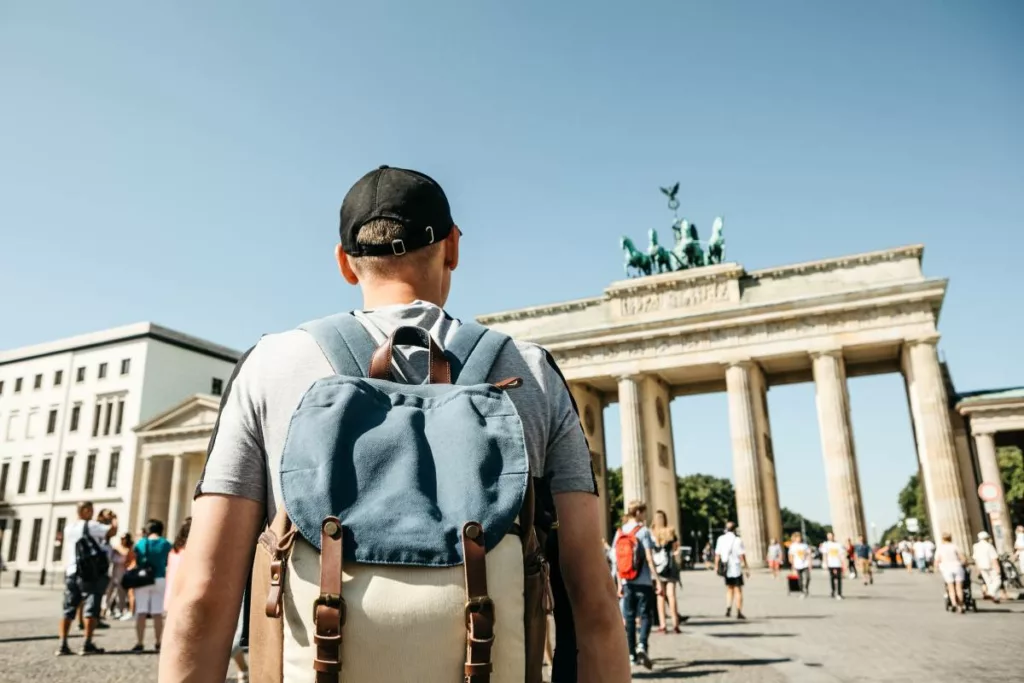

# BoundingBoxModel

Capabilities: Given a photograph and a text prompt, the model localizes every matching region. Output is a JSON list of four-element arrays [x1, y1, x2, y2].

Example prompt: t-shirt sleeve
[[194, 343, 268, 507], [638, 527, 655, 551], [536, 350, 598, 495]]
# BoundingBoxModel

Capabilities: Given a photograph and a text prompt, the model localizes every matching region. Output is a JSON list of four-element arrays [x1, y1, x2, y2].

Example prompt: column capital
[[617, 373, 644, 384], [971, 428, 997, 439], [809, 348, 844, 361], [725, 358, 755, 369], [904, 333, 941, 348]]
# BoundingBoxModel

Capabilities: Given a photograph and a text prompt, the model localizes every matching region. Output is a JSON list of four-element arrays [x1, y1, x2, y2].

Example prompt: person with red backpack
[[612, 500, 662, 670]]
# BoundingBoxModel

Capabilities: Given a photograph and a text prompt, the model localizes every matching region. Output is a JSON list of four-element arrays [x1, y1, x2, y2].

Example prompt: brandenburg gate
[[478, 244, 983, 564]]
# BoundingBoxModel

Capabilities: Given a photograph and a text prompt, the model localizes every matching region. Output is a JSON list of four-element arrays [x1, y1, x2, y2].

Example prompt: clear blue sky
[[2, 2, 1021, 535]]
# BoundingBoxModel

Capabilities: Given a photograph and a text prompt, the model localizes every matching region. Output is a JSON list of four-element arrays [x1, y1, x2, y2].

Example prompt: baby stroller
[[943, 569, 978, 612]]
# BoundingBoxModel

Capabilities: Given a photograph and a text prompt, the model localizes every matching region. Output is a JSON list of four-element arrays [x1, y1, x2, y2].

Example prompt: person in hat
[[972, 531, 1007, 602], [160, 166, 631, 682]]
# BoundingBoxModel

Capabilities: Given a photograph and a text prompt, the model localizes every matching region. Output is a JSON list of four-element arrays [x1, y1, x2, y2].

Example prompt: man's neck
[[361, 281, 443, 310]]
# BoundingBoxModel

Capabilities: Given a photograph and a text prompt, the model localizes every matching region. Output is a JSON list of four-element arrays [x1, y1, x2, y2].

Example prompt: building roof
[[955, 386, 1024, 407], [0, 322, 242, 366]]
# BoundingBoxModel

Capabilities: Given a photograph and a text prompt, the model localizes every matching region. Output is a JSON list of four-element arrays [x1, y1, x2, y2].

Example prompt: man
[[853, 534, 873, 585], [788, 531, 812, 597], [912, 536, 927, 573], [56, 501, 117, 656], [614, 500, 662, 670], [923, 536, 936, 573], [714, 521, 749, 619], [972, 531, 1007, 603], [819, 532, 846, 600], [161, 165, 630, 683]]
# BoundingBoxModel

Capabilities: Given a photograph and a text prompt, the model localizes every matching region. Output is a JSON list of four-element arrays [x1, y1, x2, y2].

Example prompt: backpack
[[614, 526, 643, 581], [249, 314, 549, 683], [74, 521, 109, 582]]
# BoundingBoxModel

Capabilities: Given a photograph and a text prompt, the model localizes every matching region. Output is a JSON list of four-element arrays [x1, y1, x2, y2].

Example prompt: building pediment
[[135, 394, 221, 436]]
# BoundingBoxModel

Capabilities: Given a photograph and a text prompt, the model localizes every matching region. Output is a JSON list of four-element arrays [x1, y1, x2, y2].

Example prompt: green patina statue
[[618, 183, 727, 278], [620, 236, 652, 277], [647, 228, 674, 274]]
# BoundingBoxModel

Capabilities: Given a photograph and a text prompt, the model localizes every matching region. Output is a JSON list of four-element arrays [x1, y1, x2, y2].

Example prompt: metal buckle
[[391, 239, 406, 256], [464, 596, 495, 628], [312, 593, 346, 627]]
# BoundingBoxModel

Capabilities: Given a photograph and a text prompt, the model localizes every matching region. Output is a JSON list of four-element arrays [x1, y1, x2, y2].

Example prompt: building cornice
[[745, 244, 924, 281]]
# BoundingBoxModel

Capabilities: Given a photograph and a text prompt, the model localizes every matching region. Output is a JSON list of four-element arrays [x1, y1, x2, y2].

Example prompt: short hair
[[941, 532, 952, 542], [626, 500, 647, 518], [145, 519, 165, 537], [725, 521, 736, 532], [77, 501, 93, 514], [348, 218, 443, 278]]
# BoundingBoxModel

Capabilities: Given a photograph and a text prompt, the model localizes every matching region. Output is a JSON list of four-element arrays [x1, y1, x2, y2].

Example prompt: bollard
[[14, 569, 21, 587], [39, 568, 46, 585]]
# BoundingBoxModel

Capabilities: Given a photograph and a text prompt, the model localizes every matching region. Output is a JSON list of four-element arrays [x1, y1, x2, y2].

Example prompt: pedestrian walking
[[651, 509, 681, 634], [102, 532, 134, 620], [854, 534, 874, 585], [1014, 525, 1024, 570], [819, 532, 846, 600], [935, 532, 968, 614], [767, 538, 783, 579], [788, 532, 812, 597], [913, 536, 928, 573], [161, 165, 630, 683], [614, 500, 662, 669], [972, 531, 1007, 603], [131, 519, 173, 652], [714, 521, 750, 619], [55, 501, 118, 656], [923, 536, 936, 572]]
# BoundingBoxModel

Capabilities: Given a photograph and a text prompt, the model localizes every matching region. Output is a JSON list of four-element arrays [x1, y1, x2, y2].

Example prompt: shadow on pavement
[[758, 614, 829, 620], [0, 634, 78, 644], [687, 658, 791, 666], [681, 620, 755, 627], [709, 632, 796, 638], [632, 669, 728, 679]]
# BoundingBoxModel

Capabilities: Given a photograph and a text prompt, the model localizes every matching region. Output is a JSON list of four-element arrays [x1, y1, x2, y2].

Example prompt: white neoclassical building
[[0, 324, 239, 575], [479, 244, 1009, 562]]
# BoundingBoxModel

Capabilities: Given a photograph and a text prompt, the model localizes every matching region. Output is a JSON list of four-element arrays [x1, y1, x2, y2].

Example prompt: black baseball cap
[[339, 165, 456, 257]]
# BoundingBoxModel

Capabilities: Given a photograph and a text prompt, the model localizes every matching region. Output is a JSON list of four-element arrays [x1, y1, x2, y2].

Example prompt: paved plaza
[[0, 567, 1021, 682]]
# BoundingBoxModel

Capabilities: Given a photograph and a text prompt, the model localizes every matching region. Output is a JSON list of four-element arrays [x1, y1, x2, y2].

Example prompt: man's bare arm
[[644, 547, 663, 594], [160, 494, 263, 683], [554, 492, 631, 683]]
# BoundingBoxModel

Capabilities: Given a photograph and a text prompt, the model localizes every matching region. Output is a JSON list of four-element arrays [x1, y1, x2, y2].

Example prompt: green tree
[[676, 473, 736, 549], [780, 507, 831, 546], [896, 473, 930, 536], [998, 445, 1024, 528], [606, 467, 623, 535]]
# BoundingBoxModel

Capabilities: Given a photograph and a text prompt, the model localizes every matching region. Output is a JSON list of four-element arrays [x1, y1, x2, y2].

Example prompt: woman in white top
[[934, 532, 967, 614]]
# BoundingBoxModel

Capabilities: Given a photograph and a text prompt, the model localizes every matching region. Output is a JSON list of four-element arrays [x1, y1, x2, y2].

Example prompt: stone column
[[950, 408, 984, 539], [902, 337, 971, 553], [812, 350, 867, 544], [750, 365, 783, 547], [973, 431, 1013, 554], [569, 383, 609, 539], [167, 454, 185, 537], [134, 457, 152, 530], [639, 377, 680, 536], [726, 362, 767, 565], [618, 376, 648, 511]]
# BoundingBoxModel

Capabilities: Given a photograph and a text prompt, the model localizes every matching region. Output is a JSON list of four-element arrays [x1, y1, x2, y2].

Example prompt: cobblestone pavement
[[1, 566, 1020, 682]]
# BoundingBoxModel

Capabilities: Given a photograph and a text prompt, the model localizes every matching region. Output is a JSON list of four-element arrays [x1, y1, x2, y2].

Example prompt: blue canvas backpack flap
[[250, 315, 551, 683]]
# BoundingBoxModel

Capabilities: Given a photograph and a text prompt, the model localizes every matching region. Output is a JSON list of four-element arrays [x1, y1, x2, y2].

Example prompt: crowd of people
[[54, 500, 248, 681]]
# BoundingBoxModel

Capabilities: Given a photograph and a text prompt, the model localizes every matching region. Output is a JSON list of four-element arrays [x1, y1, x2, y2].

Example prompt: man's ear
[[336, 244, 360, 285], [445, 225, 461, 270]]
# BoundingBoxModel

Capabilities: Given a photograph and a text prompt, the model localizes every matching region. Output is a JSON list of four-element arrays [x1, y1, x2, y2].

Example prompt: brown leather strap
[[368, 326, 450, 384], [263, 513, 296, 619], [314, 517, 345, 683], [462, 521, 493, 683]]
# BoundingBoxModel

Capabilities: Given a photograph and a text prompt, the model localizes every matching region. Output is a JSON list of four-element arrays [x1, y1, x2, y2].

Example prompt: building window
[[84, 452, 96, 490], [98, 363, 108, 380], [54, 370, 63, 387], [25, 409, 38, 439], [114, 399, 125, 435], [14, 377, 22, 393], [102, 401, 113, 436], [7, 519, 21, 562], [52, 517, 66, 562], [107, 449, 120, 488], [120, 359, 130, 375], [38, 458, 50, 493], [0, 462, 9, 501], [69, 405, 80, 433], [92, 403, 101, 437], [33, 374, 42, 390], [0, 380, 4, 395], [76, 367, 85, 383], [46, 409, 58, 435], [61, 454, 74, 491], [5, 411, 18, 441], [28, 518, 43, 562], [17, 461, 30, 494], [211, 378, 224, 396]]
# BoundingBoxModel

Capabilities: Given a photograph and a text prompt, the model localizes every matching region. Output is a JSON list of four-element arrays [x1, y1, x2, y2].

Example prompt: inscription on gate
[[616, 281, 732, 317]]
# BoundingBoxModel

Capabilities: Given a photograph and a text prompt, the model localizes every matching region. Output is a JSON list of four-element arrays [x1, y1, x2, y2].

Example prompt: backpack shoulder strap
[[298, 312, 378, 377], [446, 321, 511, 385]]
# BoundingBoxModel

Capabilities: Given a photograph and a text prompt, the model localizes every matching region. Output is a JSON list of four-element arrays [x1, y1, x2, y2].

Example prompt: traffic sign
[[978, 482, 1000, 502]]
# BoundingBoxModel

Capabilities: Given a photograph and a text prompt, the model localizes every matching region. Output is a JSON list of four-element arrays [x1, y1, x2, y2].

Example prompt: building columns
[[167, 454, 185, 538], [726, 362, 767, 565], [619, 376, 648, 511], [750, 364, 783, 547], [569, 383, 609, 539], [973, 431, 1013, 554], [902, 337, 972, 552], [135, 457, 153, 530]]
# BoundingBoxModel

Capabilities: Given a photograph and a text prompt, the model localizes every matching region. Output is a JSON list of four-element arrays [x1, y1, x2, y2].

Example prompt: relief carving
[[617, 281, 731, 317]]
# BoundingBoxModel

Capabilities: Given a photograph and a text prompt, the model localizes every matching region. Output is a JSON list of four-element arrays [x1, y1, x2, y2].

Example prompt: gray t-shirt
[[195, 301, 597, 522]]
